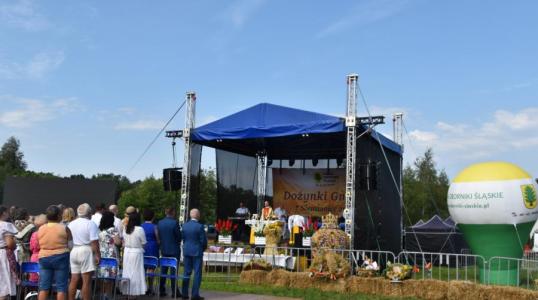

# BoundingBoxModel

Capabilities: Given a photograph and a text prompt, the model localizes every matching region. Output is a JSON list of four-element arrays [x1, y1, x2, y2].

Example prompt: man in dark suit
[[181, 208, 207, 300], [157, 207, 182, 297]]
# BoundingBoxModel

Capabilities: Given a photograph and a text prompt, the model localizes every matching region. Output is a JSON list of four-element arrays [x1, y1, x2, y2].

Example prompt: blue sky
[[0, 0, 537, 181]]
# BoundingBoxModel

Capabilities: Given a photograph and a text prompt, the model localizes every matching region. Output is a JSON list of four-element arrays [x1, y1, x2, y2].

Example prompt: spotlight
[[312, 158, 318, 167], [289, 159, 295, 167]]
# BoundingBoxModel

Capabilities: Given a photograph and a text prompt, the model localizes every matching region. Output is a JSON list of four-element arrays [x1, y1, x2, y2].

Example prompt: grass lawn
[[201, 281, 418, 300]]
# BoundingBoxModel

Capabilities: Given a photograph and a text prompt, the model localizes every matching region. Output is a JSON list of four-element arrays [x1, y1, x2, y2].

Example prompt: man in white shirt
[[90, 203, 106, 227], [68, 203, 101, 300], [235, 202, 250, 216], [109, 204, 124, 238]]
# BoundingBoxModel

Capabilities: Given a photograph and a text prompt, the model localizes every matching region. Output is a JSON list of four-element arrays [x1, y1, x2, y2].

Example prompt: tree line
[[0, 136, 217, 224]]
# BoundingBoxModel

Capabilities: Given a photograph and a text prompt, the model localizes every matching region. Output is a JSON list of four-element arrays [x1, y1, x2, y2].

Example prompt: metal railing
[[397, 251, 485, 283], [488, 256, 538, 289]]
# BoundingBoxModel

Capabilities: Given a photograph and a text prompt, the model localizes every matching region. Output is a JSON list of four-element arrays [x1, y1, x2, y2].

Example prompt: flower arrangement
[[303, 217, 320, 237], [252, 222, 265, 237], [215, 219, 237, 236], [356, 256, 379, 277], [383, 262, 412, 281]]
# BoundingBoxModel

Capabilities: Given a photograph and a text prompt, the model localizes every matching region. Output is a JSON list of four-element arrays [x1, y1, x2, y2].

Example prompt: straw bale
[[404, 279, 448, 300], [239, 270, 268, 285], [288, 272, 313, 289], [267, 269, 291, 287]]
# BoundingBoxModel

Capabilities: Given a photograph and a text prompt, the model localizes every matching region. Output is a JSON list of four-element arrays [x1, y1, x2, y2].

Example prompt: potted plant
[[215, 219, 237, 245], [302, 217, 319, 247]]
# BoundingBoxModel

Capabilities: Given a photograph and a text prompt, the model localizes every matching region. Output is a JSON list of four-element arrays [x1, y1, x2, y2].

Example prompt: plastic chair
[[158, 257, 179, 299], [18, 262, 39, 298], [144, 256, 159, 295], [93, 257, 130, 300]]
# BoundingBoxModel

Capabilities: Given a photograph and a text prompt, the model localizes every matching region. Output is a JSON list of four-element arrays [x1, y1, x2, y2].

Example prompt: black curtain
[[215, 150, 258, 220]]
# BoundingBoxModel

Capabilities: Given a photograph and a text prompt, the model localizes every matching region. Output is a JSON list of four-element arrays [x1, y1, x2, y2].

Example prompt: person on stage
[[260, 200, 273, 220], [235, 201, 250, 217], [234, 202, 250, 242]]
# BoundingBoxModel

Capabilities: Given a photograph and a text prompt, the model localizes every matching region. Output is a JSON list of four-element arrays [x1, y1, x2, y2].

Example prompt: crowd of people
[[0, 203, 208, 300]]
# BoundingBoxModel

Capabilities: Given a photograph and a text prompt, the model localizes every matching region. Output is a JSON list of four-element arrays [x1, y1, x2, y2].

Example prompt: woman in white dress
[[121, 212, 147, 297], [0, 206, 18, 299]]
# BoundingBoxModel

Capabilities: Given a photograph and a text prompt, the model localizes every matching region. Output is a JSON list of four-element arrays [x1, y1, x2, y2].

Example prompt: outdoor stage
[[181, 100, 403, 253]]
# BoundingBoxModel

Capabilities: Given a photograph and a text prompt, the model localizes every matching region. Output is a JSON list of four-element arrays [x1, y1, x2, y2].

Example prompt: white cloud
[[0, 51, 64, 79], [0, 0, 50, 31], [317, 0, 408, 38], [405, 107, 538, 162], [0, 96, 80, 128], [409, 130, 438, 142], [225, 0, 266, 28], [114, 120, 164, 131]]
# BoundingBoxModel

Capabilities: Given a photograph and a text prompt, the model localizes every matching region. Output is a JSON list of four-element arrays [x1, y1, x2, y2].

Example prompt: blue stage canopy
[[191, 103, 401, 157]]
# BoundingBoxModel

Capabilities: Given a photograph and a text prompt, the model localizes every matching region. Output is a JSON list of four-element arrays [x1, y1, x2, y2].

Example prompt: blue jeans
[[38, 252, 70, 292], [182, 255, 202, 298]]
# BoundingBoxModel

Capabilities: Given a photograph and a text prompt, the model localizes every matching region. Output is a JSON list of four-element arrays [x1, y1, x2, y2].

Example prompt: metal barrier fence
[[397, 251, 485, 283], [488, 256, 538, 289], [202, 244, 396, 278]]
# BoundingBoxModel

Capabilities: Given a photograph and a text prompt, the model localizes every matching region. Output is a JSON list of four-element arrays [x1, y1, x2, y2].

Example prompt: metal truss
[[344, 74, 358, 248], [179, 92, 196, 224]]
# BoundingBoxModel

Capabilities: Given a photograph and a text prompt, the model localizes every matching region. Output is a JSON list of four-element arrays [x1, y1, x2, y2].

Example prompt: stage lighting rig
[[356, 116, 385, 126], [165, 130, 184, 138]]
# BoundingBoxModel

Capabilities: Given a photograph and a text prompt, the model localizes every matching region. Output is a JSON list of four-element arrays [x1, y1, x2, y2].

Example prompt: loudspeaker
[[163, 168, 182, 191]]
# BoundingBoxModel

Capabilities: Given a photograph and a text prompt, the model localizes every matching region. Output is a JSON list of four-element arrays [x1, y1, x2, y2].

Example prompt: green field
[[201, 281, 418, 300]]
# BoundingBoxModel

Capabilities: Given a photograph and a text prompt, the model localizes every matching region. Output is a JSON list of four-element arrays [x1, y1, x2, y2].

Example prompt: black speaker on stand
[[163, 168, 182, 191]]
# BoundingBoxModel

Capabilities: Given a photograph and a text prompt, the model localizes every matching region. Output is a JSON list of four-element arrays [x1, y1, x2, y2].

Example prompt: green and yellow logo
[[521, 184, 537, 209]]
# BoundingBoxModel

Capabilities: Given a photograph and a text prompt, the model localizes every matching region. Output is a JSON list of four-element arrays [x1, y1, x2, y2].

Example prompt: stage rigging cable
[[357, 84, 424, 253], [126, 100, 187, 176]]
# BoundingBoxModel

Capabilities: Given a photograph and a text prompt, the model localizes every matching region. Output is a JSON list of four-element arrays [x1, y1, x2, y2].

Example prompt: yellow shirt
[[38, 222, 69, 258]]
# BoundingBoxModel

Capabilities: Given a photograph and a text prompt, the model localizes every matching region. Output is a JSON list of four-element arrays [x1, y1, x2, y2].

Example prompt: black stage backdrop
[[3, 177, 117, 215]]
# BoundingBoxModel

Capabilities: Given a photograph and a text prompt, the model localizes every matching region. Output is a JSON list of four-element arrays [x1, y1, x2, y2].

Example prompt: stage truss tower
[[392, 112, 404, 249], [179, 92, 196, 223], [256, 151, 268, 213], [344, 74, 359, 247]]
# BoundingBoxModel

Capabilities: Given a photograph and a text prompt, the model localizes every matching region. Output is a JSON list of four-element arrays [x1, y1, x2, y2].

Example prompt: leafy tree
[[403, 148, 450, 225], [199, 169, 217, 224], [0, 137, 27, 173], [118, 176, 177, 220], [0, 137, 28, 203]]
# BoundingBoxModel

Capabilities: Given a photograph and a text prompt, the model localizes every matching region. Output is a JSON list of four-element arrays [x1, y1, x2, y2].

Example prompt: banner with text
[[272, 168, 345, 216]]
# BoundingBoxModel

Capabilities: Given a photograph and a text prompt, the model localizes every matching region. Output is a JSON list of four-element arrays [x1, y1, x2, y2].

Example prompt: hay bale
[[447, 280, 538, 300], [288, 272, 313, 289], [404, 279, 448, 300], [267, 269, 291, 287], [239, 270, 268, 285], [447, 281, 484, 300], [487, 285, 538, 300]]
